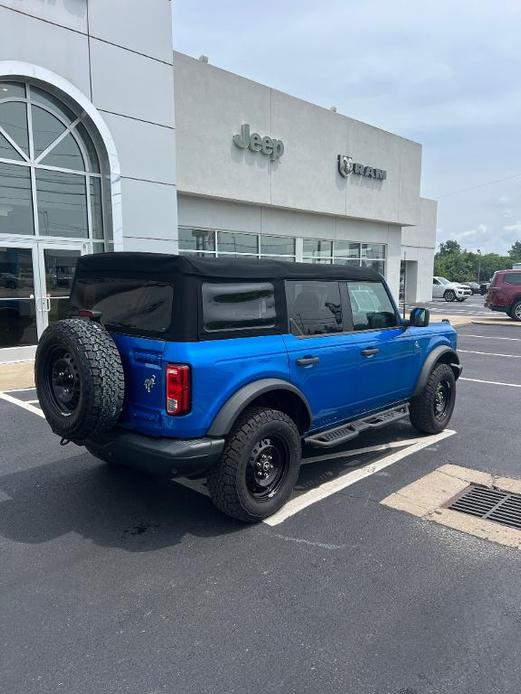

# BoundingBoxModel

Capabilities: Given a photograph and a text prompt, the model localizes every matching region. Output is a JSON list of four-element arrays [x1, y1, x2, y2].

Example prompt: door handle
[[361, 347, 379, 358], [296, 356, 320, 367]]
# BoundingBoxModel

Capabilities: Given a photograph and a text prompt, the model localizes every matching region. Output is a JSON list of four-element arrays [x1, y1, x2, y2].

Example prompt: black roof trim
[[76, 252, 382, 282]]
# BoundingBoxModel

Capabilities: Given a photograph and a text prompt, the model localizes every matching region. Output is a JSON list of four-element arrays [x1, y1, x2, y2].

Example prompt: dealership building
[[0, 0, 436, 361]]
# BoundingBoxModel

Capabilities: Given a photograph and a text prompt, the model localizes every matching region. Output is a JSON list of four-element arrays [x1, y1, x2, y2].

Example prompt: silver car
[[432, 276, 472, 302]]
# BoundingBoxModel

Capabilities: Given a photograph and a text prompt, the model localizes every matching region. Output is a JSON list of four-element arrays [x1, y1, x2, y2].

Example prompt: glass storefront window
[[0, 81, 106, 245], [261, 235, 295, 257], [0, 82, 25, 99], [41, 133, 84, 171], [0, 163, 33, 235], [217, 230, 258, 255], [334, 241, 360, 259], [303, 239, 333, 260], [362, 243, 386, 259], [36, 170, 88, 238], [0, 101, 29, 155], [32, 106, 66, 159], [179, 227, 216, 253], [361, 258, 385, 275]]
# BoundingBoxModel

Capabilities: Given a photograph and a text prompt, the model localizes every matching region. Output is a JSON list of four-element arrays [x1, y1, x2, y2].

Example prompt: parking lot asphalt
[[2, 321, 521, 694], [407, 292, 491, 317]]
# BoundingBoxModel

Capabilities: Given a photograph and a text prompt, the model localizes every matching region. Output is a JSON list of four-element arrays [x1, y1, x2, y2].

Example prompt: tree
[[438, 240, 462, 257], [508, 241, 521, 262]]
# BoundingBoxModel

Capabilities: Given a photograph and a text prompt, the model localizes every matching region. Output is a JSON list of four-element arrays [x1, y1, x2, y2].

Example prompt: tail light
[[166, 364, 191, 415]]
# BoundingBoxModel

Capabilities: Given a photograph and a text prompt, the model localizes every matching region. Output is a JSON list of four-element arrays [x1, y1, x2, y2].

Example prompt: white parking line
[[460, 377, 521, 388], [459, 349, 521, 359], [264, 429, 456, 525], [462, 334, 521, 342], [0, 392, 45, 417]]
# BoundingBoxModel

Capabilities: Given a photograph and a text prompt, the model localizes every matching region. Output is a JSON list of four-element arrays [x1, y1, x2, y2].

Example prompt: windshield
[[437, 277, 450, 285]]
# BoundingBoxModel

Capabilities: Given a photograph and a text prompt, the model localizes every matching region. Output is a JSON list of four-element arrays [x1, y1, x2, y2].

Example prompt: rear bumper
[[86, 429, 225, 477]]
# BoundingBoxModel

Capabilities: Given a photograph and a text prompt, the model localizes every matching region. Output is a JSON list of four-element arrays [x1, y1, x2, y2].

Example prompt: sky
[[173, 0, 521, 256]]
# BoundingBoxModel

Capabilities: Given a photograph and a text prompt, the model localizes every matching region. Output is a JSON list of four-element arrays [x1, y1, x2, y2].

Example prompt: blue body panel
[[110, 321, 458, 440]]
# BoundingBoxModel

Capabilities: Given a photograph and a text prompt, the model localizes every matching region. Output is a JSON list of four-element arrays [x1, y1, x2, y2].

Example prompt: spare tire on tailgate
[[35, 318, 125, 444]]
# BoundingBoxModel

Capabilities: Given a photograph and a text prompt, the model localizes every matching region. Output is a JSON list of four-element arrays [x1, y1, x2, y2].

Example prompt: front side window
[[286, 281, 343, 336], [347, 281, 398, 331], [202, 282, 276, 332]]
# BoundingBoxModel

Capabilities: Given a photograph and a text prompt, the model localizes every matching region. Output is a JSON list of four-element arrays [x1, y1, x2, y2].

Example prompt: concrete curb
[[471, 319, 521, 327], [0, 361, 35, 392]]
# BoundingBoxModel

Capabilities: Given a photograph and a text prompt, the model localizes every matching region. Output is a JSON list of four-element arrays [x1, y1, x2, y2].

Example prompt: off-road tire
[[509, 300, 521, 322], [409, 363, 456, 434], [207, 406, 301, 523], [35, 318, 125, 444], [444, 290, 456, 302]]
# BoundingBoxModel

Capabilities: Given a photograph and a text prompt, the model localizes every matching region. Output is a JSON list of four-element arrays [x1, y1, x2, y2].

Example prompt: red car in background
[[485, 270, 521, 321]]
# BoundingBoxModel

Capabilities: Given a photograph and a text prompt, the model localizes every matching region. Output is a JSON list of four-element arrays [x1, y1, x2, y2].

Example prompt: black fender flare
[[413, 346, 462, 397], [207, 378, 312, 437]]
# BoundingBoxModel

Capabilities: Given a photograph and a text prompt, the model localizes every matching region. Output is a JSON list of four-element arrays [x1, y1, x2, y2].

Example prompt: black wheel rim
[[246, 436, 289, 501], [48, 347, 81, 416], [434, 379, 452, 420]]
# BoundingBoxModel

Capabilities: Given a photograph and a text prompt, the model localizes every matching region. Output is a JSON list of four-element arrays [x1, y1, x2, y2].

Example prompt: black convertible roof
[[76, 252, 381, 282]]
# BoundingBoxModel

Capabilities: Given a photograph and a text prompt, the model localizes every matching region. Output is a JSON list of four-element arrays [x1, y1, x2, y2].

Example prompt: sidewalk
[[0, 360, 35, 392]]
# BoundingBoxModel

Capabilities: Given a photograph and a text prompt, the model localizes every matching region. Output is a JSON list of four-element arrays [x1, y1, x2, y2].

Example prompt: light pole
[[477, 249, 481, 283]]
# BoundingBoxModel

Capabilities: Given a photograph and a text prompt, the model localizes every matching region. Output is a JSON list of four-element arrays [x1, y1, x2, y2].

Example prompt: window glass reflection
[[36, 169, 88, 238], [32, 105, 66, 160], [0, 163, 34, 236], [0, 247, 34, 298], [0, 102, 29, 154], [42, 133, 84, 171], [0, 299, 37, 347], [0, 132, 23, 161]]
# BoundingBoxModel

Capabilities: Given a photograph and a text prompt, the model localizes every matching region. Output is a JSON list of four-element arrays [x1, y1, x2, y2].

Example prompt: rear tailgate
[[111, 333, 167, 436]]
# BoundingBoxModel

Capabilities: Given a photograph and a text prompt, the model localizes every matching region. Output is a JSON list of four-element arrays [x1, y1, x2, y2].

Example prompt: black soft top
[[76, 252, 381, 282]]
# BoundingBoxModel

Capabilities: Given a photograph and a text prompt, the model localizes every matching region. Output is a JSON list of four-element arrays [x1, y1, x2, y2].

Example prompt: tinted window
[[71, 276, 173, 334], [202, 282, 276, 332], [286, 281, 343, 336], [504, 273, 521, 285], [347, 281, 398, 330]]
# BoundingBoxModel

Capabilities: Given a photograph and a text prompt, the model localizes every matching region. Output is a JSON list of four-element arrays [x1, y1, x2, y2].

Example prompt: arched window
[[0, 80, 110, 249]]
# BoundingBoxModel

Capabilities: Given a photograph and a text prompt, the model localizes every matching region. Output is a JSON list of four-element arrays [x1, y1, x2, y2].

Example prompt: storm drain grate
[[447, 484, 521, 530]]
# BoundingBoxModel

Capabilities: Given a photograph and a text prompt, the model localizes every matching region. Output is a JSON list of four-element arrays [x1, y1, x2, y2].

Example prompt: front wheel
[[208, 407, 301, 522], [444, 290, 456, 302], [409, 363, 456, 434]]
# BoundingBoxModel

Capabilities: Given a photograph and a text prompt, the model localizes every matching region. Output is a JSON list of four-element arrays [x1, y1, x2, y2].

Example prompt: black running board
[[304, 404, 410, 449]]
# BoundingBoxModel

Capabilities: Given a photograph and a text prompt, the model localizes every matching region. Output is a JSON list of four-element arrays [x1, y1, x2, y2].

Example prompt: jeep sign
[[233, 124, 284, 160], [338, 154, 386, 180]]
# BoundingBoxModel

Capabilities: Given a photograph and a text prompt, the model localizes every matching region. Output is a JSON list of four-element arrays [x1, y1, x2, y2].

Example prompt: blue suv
[[35, 253, 461, 522]]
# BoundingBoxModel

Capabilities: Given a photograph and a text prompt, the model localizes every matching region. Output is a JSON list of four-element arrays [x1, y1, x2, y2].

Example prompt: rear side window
[[71, 276, 174, 334], [286, 281, 343, 336], [347, 281, 398, 330], [202, 282, 276, 332], [504, 273, 521, 285]]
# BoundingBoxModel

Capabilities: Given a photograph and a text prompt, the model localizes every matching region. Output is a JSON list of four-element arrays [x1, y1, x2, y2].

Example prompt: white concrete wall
[[0, 0, 178, 251], [401, 197, 437, 302], [174, 52, 422, 228], [178, 194, 403, 300]]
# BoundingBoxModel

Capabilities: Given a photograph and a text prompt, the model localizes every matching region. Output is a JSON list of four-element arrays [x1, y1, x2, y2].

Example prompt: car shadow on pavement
[[0, 451, 242, 551]]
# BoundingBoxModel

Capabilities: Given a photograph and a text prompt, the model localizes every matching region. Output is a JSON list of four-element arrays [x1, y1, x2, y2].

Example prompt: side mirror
[[410, 307, 430, 327]]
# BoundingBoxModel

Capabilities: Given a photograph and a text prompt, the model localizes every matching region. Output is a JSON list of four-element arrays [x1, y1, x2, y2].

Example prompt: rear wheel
[[444, 290, 456, 302], [208, 406, 301, 523], [410, 363, 456, 434], [510, 300, 521, 321]]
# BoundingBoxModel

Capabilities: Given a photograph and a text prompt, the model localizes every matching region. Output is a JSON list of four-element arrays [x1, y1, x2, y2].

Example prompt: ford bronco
[[35, 253, 461, 522]]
